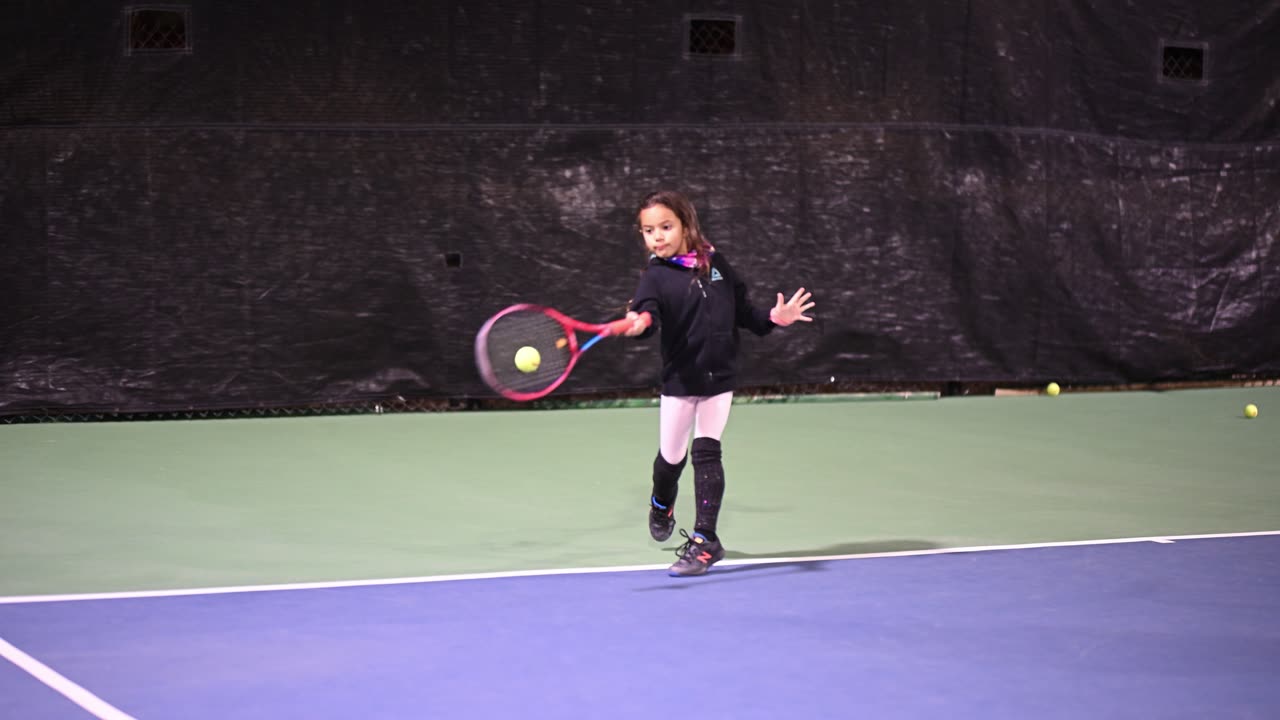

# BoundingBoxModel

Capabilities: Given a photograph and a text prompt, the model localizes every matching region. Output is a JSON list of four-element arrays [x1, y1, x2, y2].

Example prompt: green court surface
[[1, 387, 1276, 598]]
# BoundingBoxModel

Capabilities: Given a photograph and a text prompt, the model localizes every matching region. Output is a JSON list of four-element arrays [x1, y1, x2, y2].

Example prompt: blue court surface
[[2, 533, 1277, 719]]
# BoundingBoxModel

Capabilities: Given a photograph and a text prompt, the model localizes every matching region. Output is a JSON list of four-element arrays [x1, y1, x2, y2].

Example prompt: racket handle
[[606, 311, 651, 336]]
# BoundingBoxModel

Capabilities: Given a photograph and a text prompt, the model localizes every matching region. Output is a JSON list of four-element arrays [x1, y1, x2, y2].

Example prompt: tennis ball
[[514, 346, 540, 373], [1244, 403, 1258, 419], [1045, 382, 1061, 397]]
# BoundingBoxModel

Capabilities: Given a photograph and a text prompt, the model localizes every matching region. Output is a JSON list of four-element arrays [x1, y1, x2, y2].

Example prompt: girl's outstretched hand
[[770, 288, 815, 327]]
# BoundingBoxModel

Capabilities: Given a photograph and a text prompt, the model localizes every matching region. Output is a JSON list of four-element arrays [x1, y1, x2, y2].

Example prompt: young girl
[[621, 190, 814, 576]]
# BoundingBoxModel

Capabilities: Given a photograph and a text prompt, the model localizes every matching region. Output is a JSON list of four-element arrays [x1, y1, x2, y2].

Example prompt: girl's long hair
[[636, 190, 712, 276]]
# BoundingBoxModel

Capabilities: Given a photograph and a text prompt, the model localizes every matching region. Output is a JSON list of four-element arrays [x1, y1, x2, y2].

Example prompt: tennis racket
[[474, 304, 652, 401]]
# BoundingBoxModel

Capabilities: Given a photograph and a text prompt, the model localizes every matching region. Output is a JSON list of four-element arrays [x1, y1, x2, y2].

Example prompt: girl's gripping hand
[[622, 311, 651, 336]]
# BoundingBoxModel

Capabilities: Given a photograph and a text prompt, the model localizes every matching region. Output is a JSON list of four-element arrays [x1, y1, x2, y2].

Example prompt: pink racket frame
[[474, 304, 650, 402]]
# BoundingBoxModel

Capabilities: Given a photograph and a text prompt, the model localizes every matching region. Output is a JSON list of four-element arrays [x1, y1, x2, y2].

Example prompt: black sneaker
[[649, 497, 675, 542], [668, 529, 725, 577]]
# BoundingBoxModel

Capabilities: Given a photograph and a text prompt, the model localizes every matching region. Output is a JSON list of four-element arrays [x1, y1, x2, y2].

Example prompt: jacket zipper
[[696, 277, 712, 380]]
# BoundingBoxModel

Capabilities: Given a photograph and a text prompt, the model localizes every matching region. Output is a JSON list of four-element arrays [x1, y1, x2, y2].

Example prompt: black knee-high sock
[[651, 452, 685, 508], [691, 437, 724, 541]]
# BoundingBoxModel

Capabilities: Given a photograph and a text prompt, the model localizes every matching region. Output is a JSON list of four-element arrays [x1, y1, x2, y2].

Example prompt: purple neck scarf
[[656, 244, 715, 268]]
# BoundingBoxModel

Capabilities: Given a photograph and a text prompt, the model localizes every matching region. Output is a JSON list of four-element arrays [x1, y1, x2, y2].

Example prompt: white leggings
[[658, 392, 734, 464]]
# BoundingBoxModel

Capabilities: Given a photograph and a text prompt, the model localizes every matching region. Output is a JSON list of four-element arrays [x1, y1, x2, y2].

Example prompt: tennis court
[[3, 386, 1276, 718], [6, 2, 1280, 718]]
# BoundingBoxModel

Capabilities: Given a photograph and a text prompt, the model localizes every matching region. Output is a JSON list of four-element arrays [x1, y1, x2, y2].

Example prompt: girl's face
[[638, 204, 688, 259]]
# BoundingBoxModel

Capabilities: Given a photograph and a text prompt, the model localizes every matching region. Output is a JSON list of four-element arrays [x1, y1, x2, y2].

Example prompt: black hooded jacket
[[629, 251, 775, 397]]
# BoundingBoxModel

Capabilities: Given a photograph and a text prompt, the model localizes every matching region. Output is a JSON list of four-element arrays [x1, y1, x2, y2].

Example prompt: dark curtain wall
[[2, 1, 1278, 413]]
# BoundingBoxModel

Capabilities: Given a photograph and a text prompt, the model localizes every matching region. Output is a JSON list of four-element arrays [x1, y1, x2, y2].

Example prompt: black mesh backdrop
[[2, 1, 1278, 415]]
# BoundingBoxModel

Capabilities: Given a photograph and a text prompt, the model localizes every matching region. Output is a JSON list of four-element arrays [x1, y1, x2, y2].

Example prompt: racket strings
[[479, 310, 574, 394]]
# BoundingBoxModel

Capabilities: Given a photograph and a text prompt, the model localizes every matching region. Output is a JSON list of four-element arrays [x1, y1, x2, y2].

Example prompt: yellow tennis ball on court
[[1045, 382, 1061, 397], [1244, 403, 1258, 419], [514, 346, 541, 373]]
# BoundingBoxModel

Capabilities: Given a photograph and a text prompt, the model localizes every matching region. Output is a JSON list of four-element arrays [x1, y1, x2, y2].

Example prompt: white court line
[[0, 636, 136, 720], [1, 529, 1277, 606]]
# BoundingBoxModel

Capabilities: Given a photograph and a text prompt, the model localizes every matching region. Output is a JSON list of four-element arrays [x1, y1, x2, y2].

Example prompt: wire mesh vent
[[128, 7, 191, 54], [687, 17, 739, 57], [1161, 43, 1205, 82]]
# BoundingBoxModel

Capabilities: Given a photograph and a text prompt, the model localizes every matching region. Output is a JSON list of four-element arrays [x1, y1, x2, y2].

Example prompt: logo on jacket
[[710, 268, 724, 281]]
